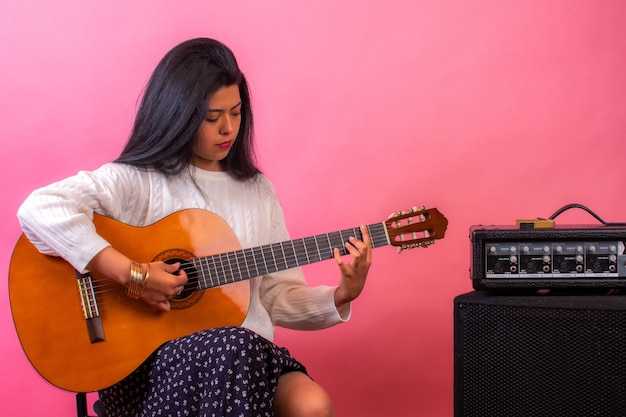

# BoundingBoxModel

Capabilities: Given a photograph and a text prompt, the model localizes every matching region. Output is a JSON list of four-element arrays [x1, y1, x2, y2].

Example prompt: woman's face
[[192, 84, 242, 171]]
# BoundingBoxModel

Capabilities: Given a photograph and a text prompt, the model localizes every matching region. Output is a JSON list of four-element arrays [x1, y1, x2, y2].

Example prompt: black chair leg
[[76, 392, 88, 417]]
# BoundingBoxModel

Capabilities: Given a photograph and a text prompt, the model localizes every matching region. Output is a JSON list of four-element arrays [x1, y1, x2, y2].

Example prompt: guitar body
[[9, 209, 250, 392]]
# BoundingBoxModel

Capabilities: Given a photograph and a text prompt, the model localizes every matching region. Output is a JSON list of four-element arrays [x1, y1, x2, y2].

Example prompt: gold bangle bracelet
[[127, 261, 145, 299], [144, 263, 151, 286]]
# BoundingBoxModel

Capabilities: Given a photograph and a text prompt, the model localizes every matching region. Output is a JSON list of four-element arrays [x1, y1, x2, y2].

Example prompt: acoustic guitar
[[9, 206, 448, 392]]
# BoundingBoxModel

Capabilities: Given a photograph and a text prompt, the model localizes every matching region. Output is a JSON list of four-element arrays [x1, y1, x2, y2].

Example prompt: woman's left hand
[[333, 224, 372, 307]]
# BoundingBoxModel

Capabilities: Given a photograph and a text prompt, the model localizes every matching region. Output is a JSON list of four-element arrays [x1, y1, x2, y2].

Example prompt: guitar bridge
[[76, 271, 105, 343]]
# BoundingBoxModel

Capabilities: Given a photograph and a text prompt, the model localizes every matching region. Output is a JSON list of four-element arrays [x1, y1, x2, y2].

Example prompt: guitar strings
[[85, 225, 388, 301], [176, 225, 392, 289], [87, 219, 427, 303]]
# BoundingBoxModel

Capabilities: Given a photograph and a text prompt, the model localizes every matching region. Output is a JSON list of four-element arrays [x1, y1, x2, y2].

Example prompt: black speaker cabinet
[[454, 291, 626, 417]]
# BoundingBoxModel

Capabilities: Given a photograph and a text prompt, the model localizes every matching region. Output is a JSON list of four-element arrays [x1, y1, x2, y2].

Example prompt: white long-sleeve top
[[17, 163, 350, 341]]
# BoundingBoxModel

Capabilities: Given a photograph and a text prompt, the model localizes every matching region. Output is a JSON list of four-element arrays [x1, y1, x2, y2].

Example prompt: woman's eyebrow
[[208, 101, 242, 112]]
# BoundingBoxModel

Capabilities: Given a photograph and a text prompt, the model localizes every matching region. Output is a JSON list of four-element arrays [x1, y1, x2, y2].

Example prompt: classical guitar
[[9, 206, 447, 392]]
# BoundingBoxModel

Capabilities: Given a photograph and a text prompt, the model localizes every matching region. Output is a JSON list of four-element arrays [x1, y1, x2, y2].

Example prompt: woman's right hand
[[87, 247, 188, 312], [141, 261, 188, 312]]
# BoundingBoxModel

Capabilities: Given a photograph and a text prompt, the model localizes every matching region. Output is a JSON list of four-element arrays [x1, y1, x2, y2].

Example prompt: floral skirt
[[98, 326, 306, 417]]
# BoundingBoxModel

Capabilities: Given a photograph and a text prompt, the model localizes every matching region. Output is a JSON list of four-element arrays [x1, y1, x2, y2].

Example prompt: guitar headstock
[[385, 206, 448, 251]]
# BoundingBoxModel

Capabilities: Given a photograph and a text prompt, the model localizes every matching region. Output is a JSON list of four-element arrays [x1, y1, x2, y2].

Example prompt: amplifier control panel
[[471, 225, 626, 290], [485, 241, 623, 278]]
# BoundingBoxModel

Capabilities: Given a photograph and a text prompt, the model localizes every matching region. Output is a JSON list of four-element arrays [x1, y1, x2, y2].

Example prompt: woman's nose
[[220, 115, 236, 135]]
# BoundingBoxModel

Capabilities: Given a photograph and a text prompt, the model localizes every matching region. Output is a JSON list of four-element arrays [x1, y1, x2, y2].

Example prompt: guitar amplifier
[[454, 290, 626, 417], [471, 224, 626, 291]]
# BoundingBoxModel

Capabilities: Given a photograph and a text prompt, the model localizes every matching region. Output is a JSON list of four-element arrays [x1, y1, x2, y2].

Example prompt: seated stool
[[76, 392, 105, 417]]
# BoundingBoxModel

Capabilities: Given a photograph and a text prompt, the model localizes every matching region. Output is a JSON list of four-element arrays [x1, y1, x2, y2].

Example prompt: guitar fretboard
[[183, 223, 389, 290]]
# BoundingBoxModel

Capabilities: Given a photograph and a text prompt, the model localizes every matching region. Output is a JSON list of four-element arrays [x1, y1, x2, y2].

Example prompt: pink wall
[[2, 1, 625, 416]]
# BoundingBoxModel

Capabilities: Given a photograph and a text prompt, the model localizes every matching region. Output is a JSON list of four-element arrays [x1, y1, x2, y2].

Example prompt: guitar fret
[[230, 251, 242, 283], [275, 243, 288, 272], [338, 230, 349, 256], [197, 257, 208, 288], [208, 256, 219, 287], [237, 251, 245, 280], [226, 252, 237, 284], [202, 259, 210, 288], [207, 255, 217, 286], [250, 248, 263, 276], [269, 245, 279, 272], [293, 239, 308, 265], [245, 248, 259, 277], [370, 223, 389, 248], [222, 253, 232, 284], [349, 227, 361, 254], [293, 241, 302, 267], [245, 249, 255, 279], [314, 236, 322, 260], [218, 253, 228, 286], [240, 249, 252, 280], [258, 245, 267, 275], [283, 241, 298, 269], [226, 252, 235, 283], [259, 245, 269, 275], [328, 231, 344, 256], [192, 258, 204, 288], [278, 242, 287, 271], [304, 237, 320, 263], [314, 235, 326, 259], [260, 245, 276, 274], [324, 234, 332, 258]]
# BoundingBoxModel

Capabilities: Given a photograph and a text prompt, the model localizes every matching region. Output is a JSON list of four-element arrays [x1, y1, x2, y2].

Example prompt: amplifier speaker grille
[[454, 291, 626, 417]]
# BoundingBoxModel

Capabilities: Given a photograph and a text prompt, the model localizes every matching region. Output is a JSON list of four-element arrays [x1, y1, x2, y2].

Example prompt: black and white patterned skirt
[[98, 326, 307, 417]]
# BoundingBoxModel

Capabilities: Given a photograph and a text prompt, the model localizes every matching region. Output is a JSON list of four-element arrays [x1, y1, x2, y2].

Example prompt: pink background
[[2, 1, 625, 416]]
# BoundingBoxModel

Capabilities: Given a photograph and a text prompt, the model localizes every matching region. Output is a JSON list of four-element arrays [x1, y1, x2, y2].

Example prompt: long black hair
[[115, 38, 260, 179]]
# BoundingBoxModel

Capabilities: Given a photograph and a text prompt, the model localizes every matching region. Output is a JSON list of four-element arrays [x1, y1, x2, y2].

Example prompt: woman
[[17, 38, 372, 417]]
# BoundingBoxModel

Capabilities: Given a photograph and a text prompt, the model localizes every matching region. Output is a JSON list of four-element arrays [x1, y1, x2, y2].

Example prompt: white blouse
[[17, 163, 350, 341]]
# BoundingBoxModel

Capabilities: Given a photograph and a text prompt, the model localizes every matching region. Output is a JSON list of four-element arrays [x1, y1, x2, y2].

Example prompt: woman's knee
[[273, 371, 334, 417]]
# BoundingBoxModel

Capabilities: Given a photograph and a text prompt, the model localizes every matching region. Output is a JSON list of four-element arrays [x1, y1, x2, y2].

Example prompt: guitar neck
[[185, 223, 388, 290]]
